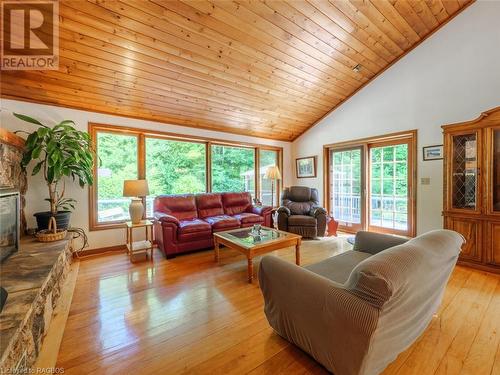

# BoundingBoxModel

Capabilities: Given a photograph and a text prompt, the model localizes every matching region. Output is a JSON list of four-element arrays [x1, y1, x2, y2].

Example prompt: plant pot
[[34, 211, 71, 231]]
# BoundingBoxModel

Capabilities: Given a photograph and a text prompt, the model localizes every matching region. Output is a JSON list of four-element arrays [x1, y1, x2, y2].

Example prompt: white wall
[[292, 0, 500, 235], [0, 99, 292, 249]]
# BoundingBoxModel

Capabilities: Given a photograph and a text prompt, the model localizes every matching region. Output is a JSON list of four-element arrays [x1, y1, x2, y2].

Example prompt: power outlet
[[421, 177, 431, 185]]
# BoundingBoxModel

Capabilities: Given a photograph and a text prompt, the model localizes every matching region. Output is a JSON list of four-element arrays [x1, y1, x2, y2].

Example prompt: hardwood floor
[[56, 237, 500, 374]]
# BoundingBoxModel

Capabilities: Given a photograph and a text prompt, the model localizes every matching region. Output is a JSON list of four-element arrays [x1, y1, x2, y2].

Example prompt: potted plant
[[14, 113, 95, 230]]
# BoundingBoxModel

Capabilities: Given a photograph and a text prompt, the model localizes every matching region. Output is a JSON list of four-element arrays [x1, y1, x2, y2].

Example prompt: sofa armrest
[[353, 231, 408, 255], [154, 212, 180, 226], [247, 205, 272, 216], [258, 256, 378, 375]]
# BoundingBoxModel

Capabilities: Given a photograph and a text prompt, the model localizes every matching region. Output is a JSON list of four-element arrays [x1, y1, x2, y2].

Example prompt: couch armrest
[[309, 206, 327, 218], [247, 205, 272, 216], [353, 231, 408, 255], [258, 256, 378, 375], [154, 212, 180, 226]]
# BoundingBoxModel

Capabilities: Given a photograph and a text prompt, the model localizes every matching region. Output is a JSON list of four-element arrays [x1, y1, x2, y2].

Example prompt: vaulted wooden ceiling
[[1, 0, 472, 141]]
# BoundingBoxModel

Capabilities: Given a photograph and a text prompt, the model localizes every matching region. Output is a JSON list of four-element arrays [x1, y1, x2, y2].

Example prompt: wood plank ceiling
[[1, 0, 473, 141]]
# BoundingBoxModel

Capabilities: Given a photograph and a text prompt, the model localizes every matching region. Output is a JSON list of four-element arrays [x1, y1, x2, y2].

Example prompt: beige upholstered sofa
[[259, 230, 464, 375]]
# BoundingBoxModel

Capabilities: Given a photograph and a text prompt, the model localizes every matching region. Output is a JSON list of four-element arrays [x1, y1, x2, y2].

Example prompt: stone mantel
[[0, 236, 73, 372]]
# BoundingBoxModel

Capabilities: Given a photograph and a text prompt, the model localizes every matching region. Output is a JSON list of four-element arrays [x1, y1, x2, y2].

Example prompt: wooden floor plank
[[459, 282, 500, 375], [394, 271, 492, 375], [434, 275, 498, 374], [55, 237, 500, 375]]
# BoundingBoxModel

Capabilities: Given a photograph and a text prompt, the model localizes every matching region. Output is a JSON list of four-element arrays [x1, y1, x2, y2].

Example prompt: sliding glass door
[[329, 147, 363, 232], [327, 133, 415, 236], [368, 142, 410, 233]]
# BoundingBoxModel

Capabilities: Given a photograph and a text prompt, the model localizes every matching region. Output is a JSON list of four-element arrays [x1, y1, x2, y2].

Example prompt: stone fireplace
[[0, 129, 74, 372], [0, 128, 27, 233]]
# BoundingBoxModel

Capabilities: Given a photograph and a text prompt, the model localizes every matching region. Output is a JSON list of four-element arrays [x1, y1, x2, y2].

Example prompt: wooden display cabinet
[[442, 106, 500, 273]]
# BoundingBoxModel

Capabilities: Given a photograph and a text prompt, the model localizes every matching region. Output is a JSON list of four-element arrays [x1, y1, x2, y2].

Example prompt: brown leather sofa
[[277, 186, 327, 238], [154, 192, 272, 258]]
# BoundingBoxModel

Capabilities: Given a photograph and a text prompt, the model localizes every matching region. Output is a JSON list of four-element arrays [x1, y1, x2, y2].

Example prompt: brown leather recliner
[[277, 186, 327, 238]]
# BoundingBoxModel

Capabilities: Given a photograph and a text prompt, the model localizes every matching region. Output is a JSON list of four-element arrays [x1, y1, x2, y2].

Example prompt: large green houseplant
[[15, 113, 95, 230]]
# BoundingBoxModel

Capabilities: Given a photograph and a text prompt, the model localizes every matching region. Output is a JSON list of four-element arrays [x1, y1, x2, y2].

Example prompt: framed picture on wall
[[296, 156, 317, 178], [423, 145, 444, 161]]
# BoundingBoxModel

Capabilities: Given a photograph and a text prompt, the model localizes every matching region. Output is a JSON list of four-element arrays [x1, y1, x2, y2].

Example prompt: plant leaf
[[31, 161, 43, 175], [13, 113, 45, 126]]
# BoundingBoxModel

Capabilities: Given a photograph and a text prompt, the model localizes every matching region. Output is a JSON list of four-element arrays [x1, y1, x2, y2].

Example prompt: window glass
[[211, 145, 255, 197], [259, 149, 279, 206], [145, 138, 206, 216], [330, 149, 362, 225], [97, 132, 138, 222], [370, 144, 408, 230]]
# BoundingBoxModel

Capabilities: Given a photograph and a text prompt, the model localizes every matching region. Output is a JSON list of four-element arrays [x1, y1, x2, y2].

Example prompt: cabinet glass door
[[451, 133, 478, 210], [493, 130, 500, 211]]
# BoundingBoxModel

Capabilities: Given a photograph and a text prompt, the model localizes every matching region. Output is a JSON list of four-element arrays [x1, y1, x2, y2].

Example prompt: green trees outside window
[[211, 145, 255, 196], [145, 138, 206, 216], [97, 133, 138, 222], [370, 144, 408, 230]]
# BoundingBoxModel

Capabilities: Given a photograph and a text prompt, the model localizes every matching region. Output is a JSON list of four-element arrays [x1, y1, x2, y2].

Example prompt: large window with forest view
[[96, 132, 138, 223], [211, 145, 255, 197], [145, 138, 206, 217], [326, 131, 416, 237], [90, 124, 282, 229]]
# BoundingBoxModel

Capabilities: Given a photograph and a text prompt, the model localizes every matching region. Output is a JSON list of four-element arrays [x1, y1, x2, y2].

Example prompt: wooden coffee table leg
[[214, 238, 219, 262], [295, 241, 301, 266], [247, 258, 254, 283]]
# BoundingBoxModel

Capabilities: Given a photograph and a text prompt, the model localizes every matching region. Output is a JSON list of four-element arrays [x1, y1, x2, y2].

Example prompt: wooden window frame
[[323, 130, 417, 237], [89, 122, 283, 231]]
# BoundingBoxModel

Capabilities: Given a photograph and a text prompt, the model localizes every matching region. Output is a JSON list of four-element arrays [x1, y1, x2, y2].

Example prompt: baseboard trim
[[74, 244, 127, 259]]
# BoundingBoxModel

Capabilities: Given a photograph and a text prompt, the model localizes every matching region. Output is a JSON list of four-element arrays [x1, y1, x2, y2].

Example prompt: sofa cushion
[[204, 215, 240, 231], [196, 193, 224, 218], [232, 212, 263, 225], [222, 192, 252, 215], [305, 251, 372, 284], [154, 195, 198, 221], [288, 215, 316, 227], [178, 219, 211, 234]]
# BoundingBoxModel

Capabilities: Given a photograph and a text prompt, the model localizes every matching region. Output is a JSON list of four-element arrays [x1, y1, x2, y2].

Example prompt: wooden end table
[[125, 220, 154, 262], [213, 227, 302, 283]]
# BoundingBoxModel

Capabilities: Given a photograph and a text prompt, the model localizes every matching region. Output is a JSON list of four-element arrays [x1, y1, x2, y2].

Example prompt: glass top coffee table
[[213, 227, 302, 283]]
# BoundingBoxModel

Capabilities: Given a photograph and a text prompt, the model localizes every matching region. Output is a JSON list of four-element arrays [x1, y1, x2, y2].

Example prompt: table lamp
[[123, 179, 149, 224], [264, 166, 281, 207]]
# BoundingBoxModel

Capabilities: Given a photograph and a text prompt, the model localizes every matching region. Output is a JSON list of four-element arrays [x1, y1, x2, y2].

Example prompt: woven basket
[[36, 216, 67, 242]]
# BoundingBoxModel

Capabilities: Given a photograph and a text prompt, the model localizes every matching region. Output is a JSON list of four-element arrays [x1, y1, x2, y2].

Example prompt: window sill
[[89, 221, 127, 231]]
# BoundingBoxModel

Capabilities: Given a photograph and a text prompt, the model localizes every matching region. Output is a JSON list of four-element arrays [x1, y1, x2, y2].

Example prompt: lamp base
[[129, 198, 144, 224]]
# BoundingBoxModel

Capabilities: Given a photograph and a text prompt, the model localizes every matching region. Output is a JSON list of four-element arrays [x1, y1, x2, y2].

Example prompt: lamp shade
[[123, 179, 149, 197], [264, 166, 281, 180]]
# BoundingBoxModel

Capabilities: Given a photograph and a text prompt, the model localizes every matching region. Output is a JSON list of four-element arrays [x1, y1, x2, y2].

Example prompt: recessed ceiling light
[[353, 64, 362, 73]]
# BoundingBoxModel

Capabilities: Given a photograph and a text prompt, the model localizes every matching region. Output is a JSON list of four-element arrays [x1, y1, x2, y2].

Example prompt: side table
[[125, 220, 154, 262]]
